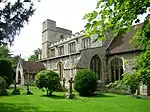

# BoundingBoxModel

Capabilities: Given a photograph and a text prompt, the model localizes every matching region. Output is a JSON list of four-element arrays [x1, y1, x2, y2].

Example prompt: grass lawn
[[0, 86, 150, 112]]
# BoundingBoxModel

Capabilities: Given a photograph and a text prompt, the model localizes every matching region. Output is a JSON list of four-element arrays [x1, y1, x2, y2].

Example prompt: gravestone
[[68, 78, 73, 94], [135, 85, 140, 98], [12, 80, 20, 95], [62, 78, 66, 89], [26, 82, 33, 95], [26, 73, 33, 95], [65, 78, 76, 99]]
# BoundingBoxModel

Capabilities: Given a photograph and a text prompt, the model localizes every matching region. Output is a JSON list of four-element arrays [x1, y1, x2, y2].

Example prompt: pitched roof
[[22, 61, 46, 73], [106, 23, 143, 55]]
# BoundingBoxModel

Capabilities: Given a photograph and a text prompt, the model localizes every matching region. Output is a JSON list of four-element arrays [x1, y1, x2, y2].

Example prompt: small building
[[16, 56, 46, 85]]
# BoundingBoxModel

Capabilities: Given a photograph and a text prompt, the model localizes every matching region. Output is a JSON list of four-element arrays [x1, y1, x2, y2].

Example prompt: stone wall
[[44, 53, 80, 81], [106, 52, 140, 82], [106, 51, 149, 95]]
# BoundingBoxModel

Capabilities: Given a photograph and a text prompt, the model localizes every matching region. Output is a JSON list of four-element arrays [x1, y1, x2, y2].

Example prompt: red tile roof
[[22, 61, 46, 73], [107, 23, 143, 54]]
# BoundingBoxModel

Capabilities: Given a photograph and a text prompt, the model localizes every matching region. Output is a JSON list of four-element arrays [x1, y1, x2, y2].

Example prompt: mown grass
[[0, 86, 150, 112]]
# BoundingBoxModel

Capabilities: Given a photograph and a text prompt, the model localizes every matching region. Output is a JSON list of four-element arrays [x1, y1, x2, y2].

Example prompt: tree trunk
[[147, 83, 150, 96]]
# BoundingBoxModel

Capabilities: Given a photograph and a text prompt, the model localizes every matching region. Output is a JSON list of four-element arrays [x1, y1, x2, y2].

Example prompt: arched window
[[60, 35, 64, 40], [110, 58, 123, 82], [57, 61, 63, 80], [90, 55, 102, 80]]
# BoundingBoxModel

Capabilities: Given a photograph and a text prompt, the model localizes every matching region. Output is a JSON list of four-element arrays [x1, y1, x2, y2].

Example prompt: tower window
[[60, 35, 64, 40], [58, 46, 64, 56], [68, 42, 76, 53]]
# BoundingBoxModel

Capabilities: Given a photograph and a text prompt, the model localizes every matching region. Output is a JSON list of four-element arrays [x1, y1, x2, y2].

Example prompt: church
[[36, 19, 147, 95]]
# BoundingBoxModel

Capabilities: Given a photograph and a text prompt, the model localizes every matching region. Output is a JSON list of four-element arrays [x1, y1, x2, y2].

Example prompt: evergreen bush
[[74, 69, 97, 96]]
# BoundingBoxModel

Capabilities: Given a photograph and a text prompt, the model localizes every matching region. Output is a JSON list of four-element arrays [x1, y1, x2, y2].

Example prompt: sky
[[9, 0, 98, 60]]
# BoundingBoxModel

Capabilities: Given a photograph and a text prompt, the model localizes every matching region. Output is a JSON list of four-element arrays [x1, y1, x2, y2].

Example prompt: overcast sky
[[9, 0, 98, 60]]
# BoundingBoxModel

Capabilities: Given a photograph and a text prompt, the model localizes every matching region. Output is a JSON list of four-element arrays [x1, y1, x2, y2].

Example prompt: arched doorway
[[90, 55, 102, 80], [18, 71, 21, 84], [110, 58, 123, 82], [57, 61, 63, 80]]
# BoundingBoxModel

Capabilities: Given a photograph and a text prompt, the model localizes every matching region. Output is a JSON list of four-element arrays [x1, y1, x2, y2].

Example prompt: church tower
[[42, 19, 57, 59], [41, 19, 72, 59]]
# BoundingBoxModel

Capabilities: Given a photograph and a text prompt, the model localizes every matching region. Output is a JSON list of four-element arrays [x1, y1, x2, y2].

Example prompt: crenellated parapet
[[50, 30, 85, 48]]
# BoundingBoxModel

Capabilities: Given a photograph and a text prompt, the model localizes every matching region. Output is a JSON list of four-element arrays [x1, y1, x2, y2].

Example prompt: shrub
[[55, 83, 64, 92], [12, 89, 20, 95], [74, 69, 97, 96], [0, 58, 13, 87], [122, 72, 141, 94], [35, 70, 60, 96], [107, 80, 128, 90], [0, 76, 8, 96]]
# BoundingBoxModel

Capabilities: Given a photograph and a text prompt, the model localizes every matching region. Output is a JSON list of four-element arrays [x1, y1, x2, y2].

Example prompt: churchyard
[[0, 86, 150, 112], [0, 67, 150, 112]]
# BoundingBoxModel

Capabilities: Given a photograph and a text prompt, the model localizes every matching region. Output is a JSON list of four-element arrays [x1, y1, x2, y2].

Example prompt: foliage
[[107, 80, 128, 91], [122, 72, 141, 94], [0, 0, 35, 46], [0, 46, 20, 70], [74, 69, 97, 96], [0, 58, 13, 87], [84, 0, 149, 41], [84, 0, 150, 95], [10, 55, 20, 70], [107, 72, 141, 94], [28, 54, 38, 62], [35, 70, 60, 96], [0, 46, 11, 58], [12, 89, 20, 95], [28, 49, 40, 62], [120, 50, 150, 94], [134, 50, 150, 85], [0, 76, 8, 96]]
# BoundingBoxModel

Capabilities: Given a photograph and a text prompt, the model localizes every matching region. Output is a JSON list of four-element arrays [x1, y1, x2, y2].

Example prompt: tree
[[84, 0, 149, 43], [35, 70, 60, 96], [0, 58, 13, 87], [28, 49, 39, 62], [28, 54, 38, 62], [0, 0, 35, 46], [0, 46, 20, 70], [0, 46, 11, 58], [84, 0, 150, 95], [10, 55, 20, 70], [0, 76, 7, 96]]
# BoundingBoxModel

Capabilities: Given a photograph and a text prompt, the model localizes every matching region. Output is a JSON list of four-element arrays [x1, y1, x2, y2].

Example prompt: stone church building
[[36, 19, 147, 95]]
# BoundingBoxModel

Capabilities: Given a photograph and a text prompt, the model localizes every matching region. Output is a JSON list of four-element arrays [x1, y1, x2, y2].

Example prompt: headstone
[[26, 73, 33, 95], [14, 80, 17, 90], [65, 78, 76, 99], [68, 78, 74, 94], [135, 85, 140, 98], [11, 80, 20, 95], [62, 78, 66, 89]]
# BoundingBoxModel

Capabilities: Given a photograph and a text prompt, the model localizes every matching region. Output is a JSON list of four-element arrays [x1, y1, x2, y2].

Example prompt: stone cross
[[68, 78, 74, 94], [14, 80, 17, 90], [62, 78, 66, 88], [27, 72, 30, 92]]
